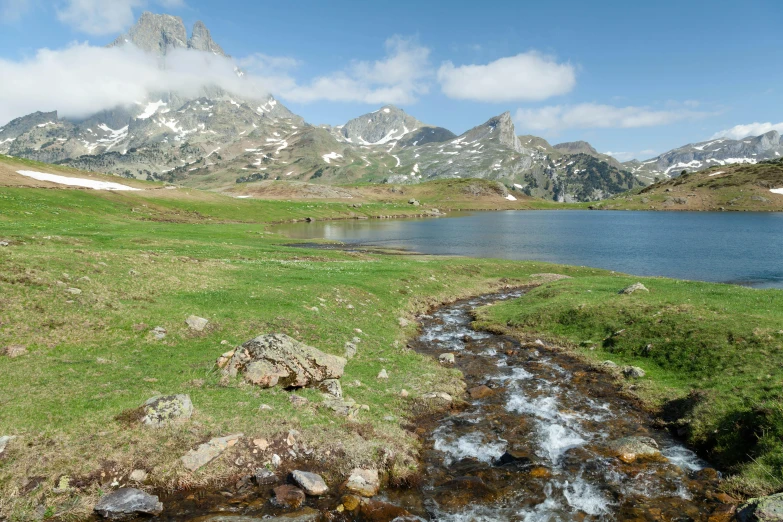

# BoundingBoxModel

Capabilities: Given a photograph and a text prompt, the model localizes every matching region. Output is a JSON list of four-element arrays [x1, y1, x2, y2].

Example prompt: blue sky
[[1, 0, 781, 161]]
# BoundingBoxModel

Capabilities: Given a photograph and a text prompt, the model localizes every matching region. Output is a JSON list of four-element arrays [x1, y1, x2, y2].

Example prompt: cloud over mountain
[[710, 122, 783, 140], [437, 52, 575, 102], [515, 103, 707, 132]]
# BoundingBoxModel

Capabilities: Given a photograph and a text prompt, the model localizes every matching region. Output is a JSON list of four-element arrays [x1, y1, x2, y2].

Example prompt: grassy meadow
[[2, 157, 783, 519]]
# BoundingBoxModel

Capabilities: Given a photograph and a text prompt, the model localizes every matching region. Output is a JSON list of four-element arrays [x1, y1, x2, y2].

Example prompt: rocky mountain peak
[[462, 112, 522, 152], [338, 105, 426, 145], [188, 21, 226, 56], [554, 141, 599, 156], [110, 12, 188, 55]]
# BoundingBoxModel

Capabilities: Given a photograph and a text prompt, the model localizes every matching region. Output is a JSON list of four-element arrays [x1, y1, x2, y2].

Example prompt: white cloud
[[710, 122, 783, 140], [274, 36, 432, 104], [0, 43, 273, 125], [56, 0, 185, 35], [515, 103, 707, 132], [437, 52, 575, 102], [0, 0, 31, 22]]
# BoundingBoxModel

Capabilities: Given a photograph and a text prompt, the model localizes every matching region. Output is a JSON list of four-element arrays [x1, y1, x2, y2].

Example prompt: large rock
[[94, 488, 163, 519], [345, 468, 380, 497], [291, 470, 328, 496], [608, 436, 662, 463], [272, 485, 306, 509], [218, 333, 346, 389], [141, 394, 193, 427], [738, 492, 783, 521], [181, 433, 242, 471], [622, 366, 646, 379]]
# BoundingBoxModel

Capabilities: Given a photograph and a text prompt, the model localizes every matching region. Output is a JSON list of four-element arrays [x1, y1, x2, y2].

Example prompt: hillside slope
[[596, 159, 783, 211]]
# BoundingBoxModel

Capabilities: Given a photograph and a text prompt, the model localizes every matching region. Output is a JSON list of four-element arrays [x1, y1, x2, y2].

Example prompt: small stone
[[253, 468, 277, 485], [345, 468, 380, 497], [342, 494, 361, 511], [273, 484, 306, 508], [439, 353, 455, 365], [377, 369, 389, 379], [94, 488, 163, 519], [601, 360, 618, 369], [622, 366, 646, 379], [344, 342, 358, 359], [129, 470, 148, 482], [421, 392, 453, 402], [129, 270, 138, 276], [220, 340, 229, 345], [151, 327, 166, 340], [65, 287, 82, 295], [291, 470, 328, 496], [259, 404, 273, 411], [0, 241, 8, 247], [468, 385, 494, 399], [186, 315, 209, 332], [620, 282, 649, 295], [253, 438, 270, 451], [0, 435, 16, 456], [4, 345, 27, 358], [141, 394, 193, 427], [398, 317, 410, 327], [181, 433, 243, 472], [400, 389, 409, 398], [318, 378, 343, 398], [271, 454, 282, 468], [78, 276, 91, 282], [286, 430, 299, 446], [289, 394, 308, 407], [608, 436, 661, 463]]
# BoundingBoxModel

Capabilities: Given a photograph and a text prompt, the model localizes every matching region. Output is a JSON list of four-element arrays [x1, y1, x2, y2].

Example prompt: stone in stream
[[252, 468, 278, 485], [619, 282, 649, 295], [140, 394, 193, 427], [272, 484, 306, 508], [218, 333, 346, 389], [468, 385, 494, 399], [608, 436, 662, 463], [186, 315, 209, 331], [93, 488, 163, 519], [439, 353, 456, 365], [345, 468, 380, 497], [181, 433, 243, 471], [291, 470, 328, 495]]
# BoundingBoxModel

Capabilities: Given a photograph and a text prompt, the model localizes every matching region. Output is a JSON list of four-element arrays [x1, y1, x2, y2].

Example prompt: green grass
[[475, 275, 783, 496], [0, 183, 589, 519]]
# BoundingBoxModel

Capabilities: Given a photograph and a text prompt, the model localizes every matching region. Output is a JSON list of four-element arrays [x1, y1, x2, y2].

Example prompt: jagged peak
[[188, 20, 226, 57]]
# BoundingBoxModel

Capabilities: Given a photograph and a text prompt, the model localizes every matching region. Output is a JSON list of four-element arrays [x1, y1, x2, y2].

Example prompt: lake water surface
[[274, 210, 783, 289]]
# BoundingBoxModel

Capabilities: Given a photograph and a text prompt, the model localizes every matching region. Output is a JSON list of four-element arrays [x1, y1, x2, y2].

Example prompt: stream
[[389, 290, 729, 521]]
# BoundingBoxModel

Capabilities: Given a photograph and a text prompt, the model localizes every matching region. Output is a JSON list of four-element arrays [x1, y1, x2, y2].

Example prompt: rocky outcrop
[[738, 492, 783, 521], [337, 105, 428, 145], [141, 394, 193, 427], [218, 333, 346, 389], [110, 12, 188, 55], [188, 21, 226, 56], [94, 488, 163, 519]]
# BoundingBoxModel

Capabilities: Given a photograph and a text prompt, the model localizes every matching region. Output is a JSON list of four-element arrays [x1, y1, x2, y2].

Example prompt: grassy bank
[[0, 179, 591, 520], [475, 276, 783, 496]]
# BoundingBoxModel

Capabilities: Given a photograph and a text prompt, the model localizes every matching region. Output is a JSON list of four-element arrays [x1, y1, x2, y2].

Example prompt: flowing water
[[395, 290, 729, 521]]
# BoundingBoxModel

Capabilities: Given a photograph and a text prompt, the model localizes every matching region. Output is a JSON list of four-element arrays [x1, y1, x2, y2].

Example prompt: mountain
[[625, 131, 783, 183], [0, 12, 641, 203]]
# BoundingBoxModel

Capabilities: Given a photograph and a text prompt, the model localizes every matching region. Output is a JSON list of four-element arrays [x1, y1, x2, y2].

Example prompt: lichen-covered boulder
[[141, 394, 193, 427], [620, 283, 649, 295], [738, 492, 783, 521], [218, 333, 346, 389], [345, 468, 380, 497]]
